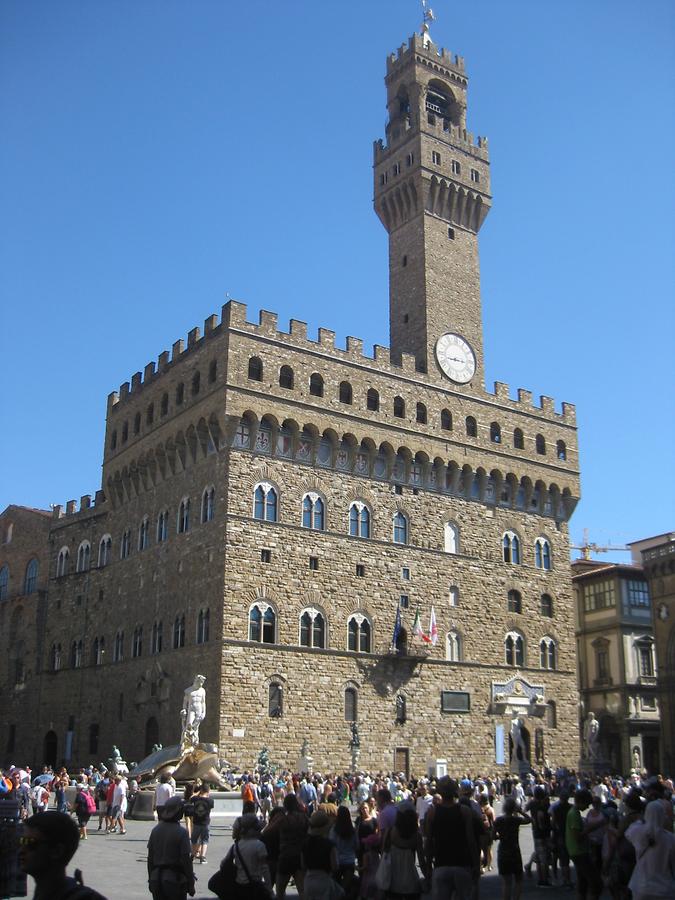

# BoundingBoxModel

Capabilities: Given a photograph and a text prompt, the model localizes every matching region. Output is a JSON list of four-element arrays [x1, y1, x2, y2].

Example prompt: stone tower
[[374, 27, 491, 385]]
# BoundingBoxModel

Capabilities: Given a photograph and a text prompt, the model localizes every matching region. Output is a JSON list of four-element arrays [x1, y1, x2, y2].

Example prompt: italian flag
[[413, 607, 432, 643]]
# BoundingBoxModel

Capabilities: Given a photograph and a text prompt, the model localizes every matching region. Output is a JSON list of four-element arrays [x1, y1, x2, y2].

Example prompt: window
[[261, 548, 272, 563], [449, 585, 459, 607], [367, 388, 379, 411], [279, 365, 294, 389], [197, 609, 210, 644], [0, 565, 8, 600], [24, 558, 39, 593], [490, 422, 501, 443], [113, 630, 124, 662], [379, 173, 387, 186], [122, 421, 128, 443], [432, 150, 441, 165], [536, 434, 546, 455], [348, 615, 371, 653], [300, 609, 326, 648], [161, 393, 169, 416], [584, 579, 616, 612], [302, 493, 325, 530], [57, 547, 69, 577], [339, 381, 353, 404], [416, 402, 427, 424], [507, 589, 522, 614], [110, 430, 117, 450], [557, 440, 567, 460], [546, 701, 557, 729], [395, 694, 407, 724], [50, 642, 62, 672], [470, 168, 480, 183], [637, 640, 655, 677], [541, 594, 554, 617], [309, 555, 319, 571], [503, 531, 521, 565], [254, 483, 278, 522], [465, 416, 477, 437], [505, 631, 524, 667], [441, 408, 452, 431], [393, 512, 408, 545], [75, 543, 90, 573], [132, 627, 143, 658], [401, 567, 411, 581], [452, 159, 461, 174], [540, 637, 557, 670], [594, 639, 610, 682], [309, 372, 324, 397], [156, 510, 169, 543], [627, 580, 649, 607], [208, 360, 217, 384], [177, 498, 190, 534], [513, 428, 524, 449], [201, 486, 215, 523], [356, 564, 365, 577], [92, 637, 105, 666], [120, 529, 132, 559], [138, 517, 150, 550], [133, 412, 141, 435], [349, 502, 371, 538], [151, 621, 163, 655], [406, 152, 414, 166], [446, 631, 462, 662], [249, 603, 276, 644], [448, 227, 455, 240], [269, 682, 283, 718], [444, 522, 459, 554], [393, 396, 405, 418], [175, 383, 184, 405], [248, 356, 263, 381], [535, 538, 552, 570], [172, 615, 186, 649], [393, 161, 401, 176], [191, 371, 200, 396], [146, 403, 154, 425], [402, 255, 407, 267], [70, 640, 83, 668], [345, 686, 358, 721]]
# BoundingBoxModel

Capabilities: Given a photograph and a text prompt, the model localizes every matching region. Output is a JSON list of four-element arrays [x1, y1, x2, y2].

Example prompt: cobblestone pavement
[[47, 812, 578, 900]]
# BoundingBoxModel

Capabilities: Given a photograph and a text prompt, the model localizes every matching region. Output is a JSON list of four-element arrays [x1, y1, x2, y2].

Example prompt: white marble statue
[[583, 711, 600, 760], [180, 674, 206, 749]]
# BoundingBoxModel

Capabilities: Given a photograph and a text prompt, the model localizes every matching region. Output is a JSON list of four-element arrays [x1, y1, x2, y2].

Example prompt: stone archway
[[43, 730, 57, 768]]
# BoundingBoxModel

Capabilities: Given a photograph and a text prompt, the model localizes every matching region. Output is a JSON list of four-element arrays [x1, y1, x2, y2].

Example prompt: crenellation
[[401, 352, 417, 374], [223, 299, 248, 327], [131, 372, 142, 391], [52, 504, 62, 519], [66, 500, 76, 515], [518, 388, 533, 407], [107, 391, 118, 409], [346, 336, 363, 357], [187, 326, 201, 348], [204, 314, 218, 334], [158, 350, 170, 370], [289, 319, 308, 339], [540, 396, 554, 415], [258, 310, 278, 333], [144, 362, 155, 382], [374, 344, 389, 362], [171, 339, 184, 361], [494, 382, 510, 401], [94, 489, 105, 505], [80, 495, 91, 510], [318, 327, 335, 348], [119, 382, 130, 399]]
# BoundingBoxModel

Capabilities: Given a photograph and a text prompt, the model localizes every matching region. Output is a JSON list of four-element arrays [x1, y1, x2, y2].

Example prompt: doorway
[[394, 747, 409, 779]]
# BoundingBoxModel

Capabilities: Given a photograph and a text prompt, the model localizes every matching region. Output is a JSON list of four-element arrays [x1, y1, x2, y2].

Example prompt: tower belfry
[[374, 23, 491, 387]]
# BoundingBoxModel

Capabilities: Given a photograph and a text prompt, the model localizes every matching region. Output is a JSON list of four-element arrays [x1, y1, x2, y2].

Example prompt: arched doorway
[[145, 717, 159, 756], [43, 730, 57, 768]]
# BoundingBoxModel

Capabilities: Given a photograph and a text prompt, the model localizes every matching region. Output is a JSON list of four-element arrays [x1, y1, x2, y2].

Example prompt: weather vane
[[420, 1, 435, 42]]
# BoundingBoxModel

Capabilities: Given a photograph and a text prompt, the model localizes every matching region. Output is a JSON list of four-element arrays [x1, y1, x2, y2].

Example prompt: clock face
[[435, 333, 476, 383]]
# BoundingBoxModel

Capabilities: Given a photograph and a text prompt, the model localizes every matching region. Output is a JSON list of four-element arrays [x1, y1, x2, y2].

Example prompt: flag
[[412, 607, 424, 639], [391, 604, 402, 651], [429, 606, 438, 645]]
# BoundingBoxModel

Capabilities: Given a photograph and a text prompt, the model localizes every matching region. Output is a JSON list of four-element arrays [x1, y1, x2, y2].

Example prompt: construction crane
[[571, 528, 629, 560]]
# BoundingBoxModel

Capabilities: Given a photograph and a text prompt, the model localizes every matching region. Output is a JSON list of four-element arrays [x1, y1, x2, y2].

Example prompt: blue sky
[[1, 0, 673, 562]]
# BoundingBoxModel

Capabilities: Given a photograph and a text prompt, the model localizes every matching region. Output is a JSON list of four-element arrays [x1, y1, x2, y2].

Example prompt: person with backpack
[[74, 784, 97, 840], [190, 784, 214, 864], [259, 777, 273, 823]]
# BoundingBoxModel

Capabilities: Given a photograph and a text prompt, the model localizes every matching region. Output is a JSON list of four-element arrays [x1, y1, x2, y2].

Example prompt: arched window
[[269, 682, 283, 718], [132, 626, 143, 658], [76, 542, 90, 573], [395, 694, 407, 725], [302, 493, 325, 530], [138, 517, 150, 550], [535, 538, 552, 570], [393, 396, 405, 418], [507, 589, 522, 614], [503, 531, 521, 564], [120, 528, 132, 559], [57, 547, 69, 578], [50, 642, 62, 672], [441, 408, 452, 431], [339, 381, 353, 404], [347, 615, 371, 653], [540, 637, 557, 670], [156, 510, 169, 543], [191, 371, 201, 396], [254, 483, 278, 522], [505, 631, 525, 667], [546, 701, 557, 729], [177, 498, 190, 534], [513, 428, 524, 449], [160, 393, 169, 416], [309, 372, 324, 397], [279, 365, 294, 389], [541, 594, 554, 617], [444, 522, 459, 554], [249, 603, 276, 644], [201, 486, 215, 523], [556, 440, 567, 461], [92, 636, 105, 666], [349, 502, 371, 538], [449, 585, 459, 607], [490, 422, 501, 443], [535, 434, 546, 455], [133, 412, 141, 435], [113, 630, 124, 662], [393, 511, 408, 545], [175, 383, 184, 406], [151, 621, 163, 654], [248, 356, 263, 381], [416, 402, 427, 424], [208, 359, 217, 383], [446, 631, 462, 662], [24, 558, 39, 593], [172, 615, 186, 649], [299, 608, 326, 649], [344, 686, 358, 721], [367, 388, 379, 411], [70, 640, 83, 669], [0, 565, 8, 600], [197, 609, 210, 644], [465, 416, 477, 437]]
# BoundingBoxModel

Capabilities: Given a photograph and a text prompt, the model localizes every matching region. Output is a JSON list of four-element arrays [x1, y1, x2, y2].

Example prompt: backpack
[[84, 791, 97, 814], [260, 783, 270, 799]]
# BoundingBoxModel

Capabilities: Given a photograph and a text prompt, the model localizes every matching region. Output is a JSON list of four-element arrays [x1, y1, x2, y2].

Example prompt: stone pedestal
[[579, 756, 609, 776], [129, 791, 156, 821]]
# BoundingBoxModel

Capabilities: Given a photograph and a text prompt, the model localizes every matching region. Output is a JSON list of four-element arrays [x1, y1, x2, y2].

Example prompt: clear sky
[[1, 0, 673, 562]]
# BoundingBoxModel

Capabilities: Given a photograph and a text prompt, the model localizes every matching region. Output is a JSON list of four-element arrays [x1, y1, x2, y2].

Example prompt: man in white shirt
[[415, 781, 433, 822], [154, 773, 174, 818]]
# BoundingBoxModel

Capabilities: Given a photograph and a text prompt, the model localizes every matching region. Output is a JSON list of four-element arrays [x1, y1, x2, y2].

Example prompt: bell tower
[[374, 19, 491, 387]]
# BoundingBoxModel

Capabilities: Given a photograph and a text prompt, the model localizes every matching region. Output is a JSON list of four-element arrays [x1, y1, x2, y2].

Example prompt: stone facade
[[0, 27, 581, 777]]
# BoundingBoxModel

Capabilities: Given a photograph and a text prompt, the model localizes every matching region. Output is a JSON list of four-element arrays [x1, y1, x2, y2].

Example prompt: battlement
[[51, 490, 106, 521], [373, 121, 488, 163], [386, 33, 466, 79]]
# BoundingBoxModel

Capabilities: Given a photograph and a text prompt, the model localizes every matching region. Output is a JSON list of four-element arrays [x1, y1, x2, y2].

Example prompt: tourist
[[111, 774, 128, 835], [524, 785, 552, 885], [382, 802, 425, 899], [330, 804, 359, 896], [549, 790, 572, 888], [424, 777, 477, 900], [264, 792, 308, 899], [154, 773, 174, 818], [260, 806, 285, 886], [74, 783, 94, 840], [626, 800, 675, 900], [147, 796, 195, 900], [565, 788, 603, 900], [493, 797, 531, 900], [190, 783, 214, 864], [303, 809, 342, 899], [478, 794, 495, 872]]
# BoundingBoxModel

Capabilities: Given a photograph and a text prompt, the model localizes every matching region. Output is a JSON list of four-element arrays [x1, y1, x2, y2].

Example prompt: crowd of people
[[1, 762, 674, 900]]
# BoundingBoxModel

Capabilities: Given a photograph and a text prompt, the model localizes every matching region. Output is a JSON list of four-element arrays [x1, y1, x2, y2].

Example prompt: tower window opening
[[471, 168, 480, 183], [452, 160, 461, 175], [403, 313, 409, 323], [393, 162, 401, 176], [402, 255, 407, 267], [380, 173, 387, 186], [406, 153, 413, 166], [448, 227, 455, 240], [393, 396, 405, 418], [432, 150, 441, 165], [309, 372, 324, 397]]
